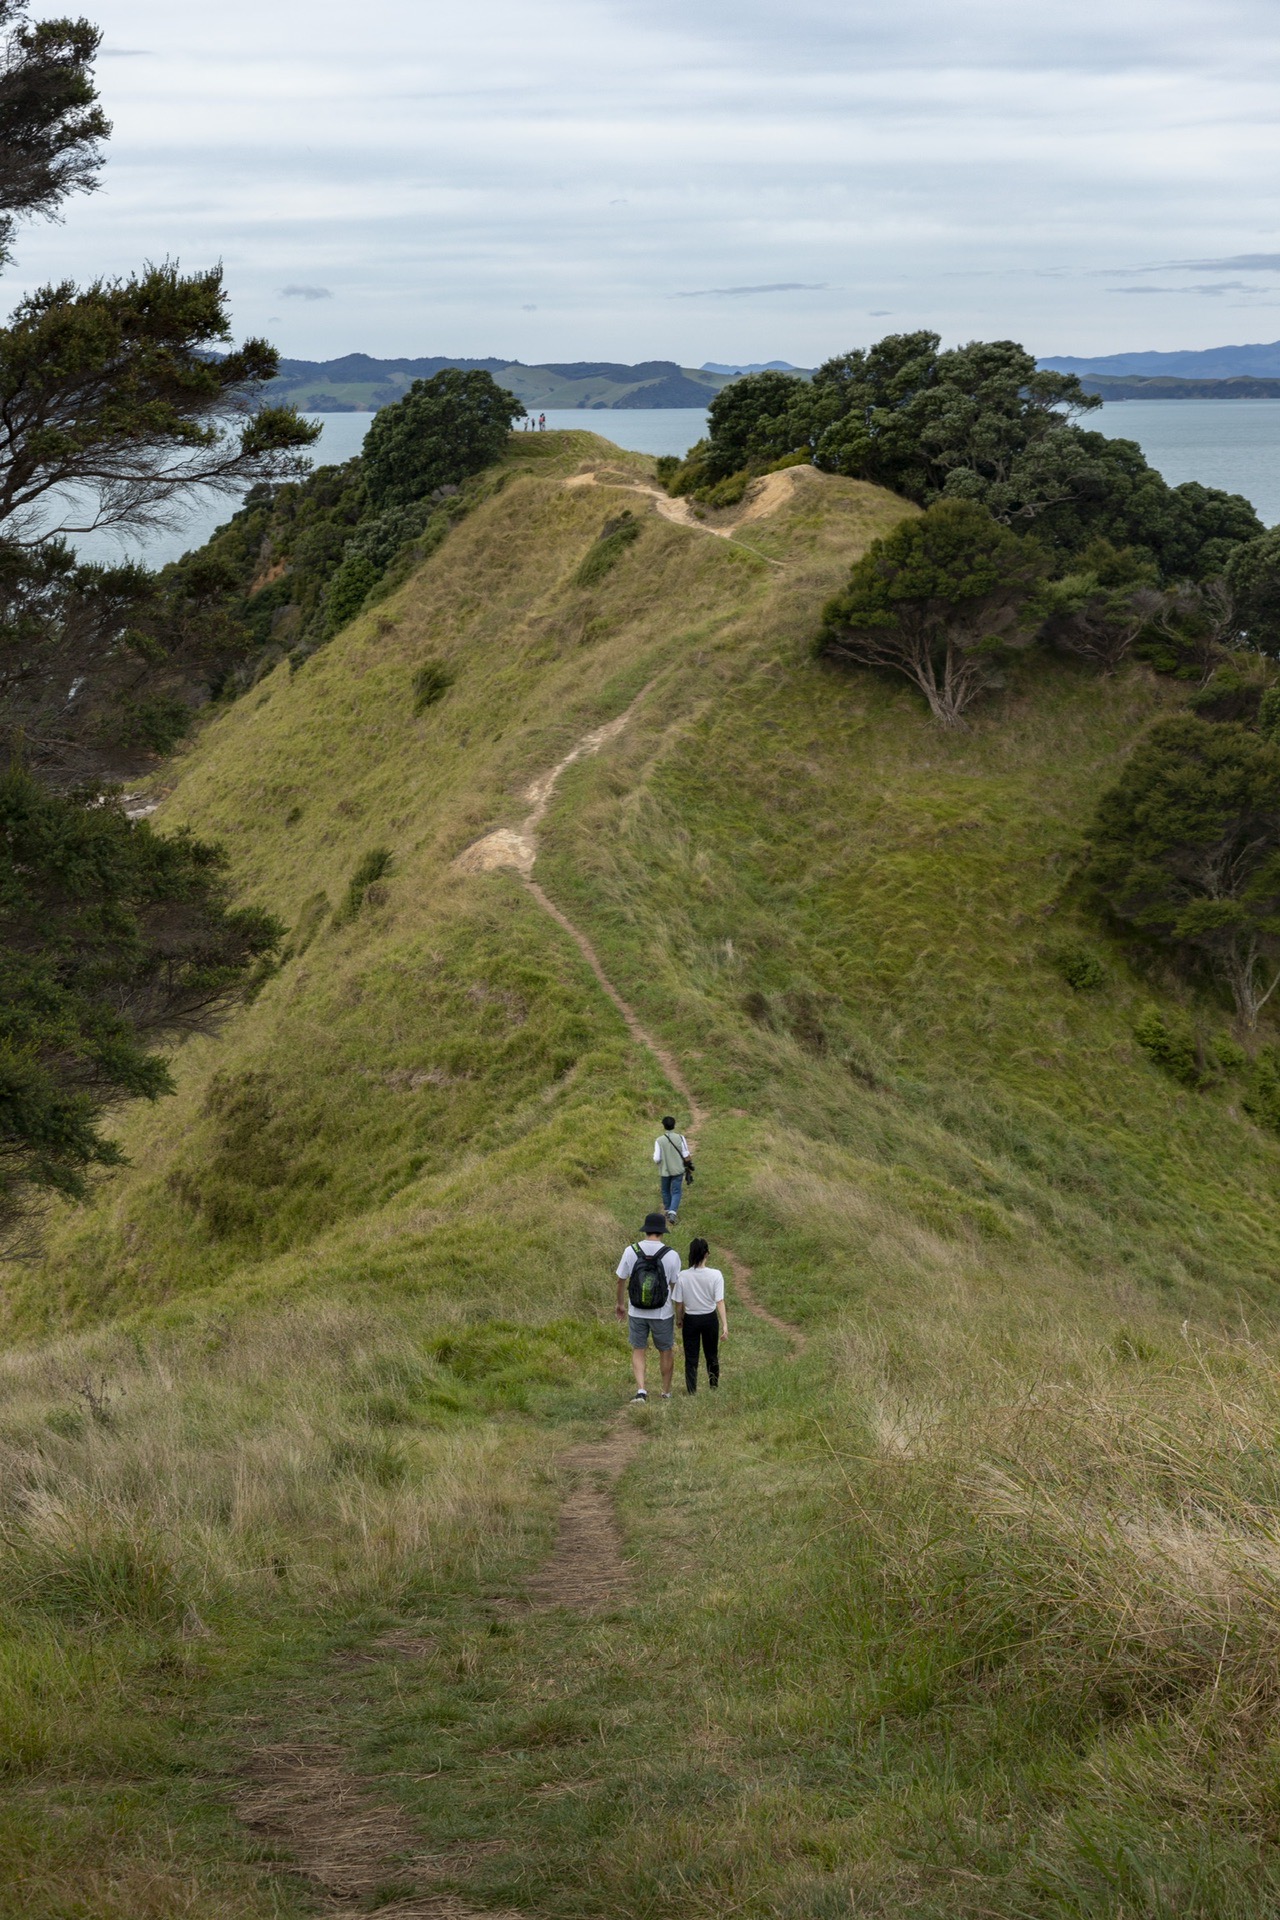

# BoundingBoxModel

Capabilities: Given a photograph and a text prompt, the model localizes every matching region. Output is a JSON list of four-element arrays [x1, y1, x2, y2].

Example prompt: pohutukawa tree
[[0, 0, 107, 264], [362, 367, 525, 509], [0, 2, 303, 1239], [817, 499, 1046, 727], [0, 264, 319, 548], [1089, 715, 1280, 1027], [0, 763, 281, 1238]]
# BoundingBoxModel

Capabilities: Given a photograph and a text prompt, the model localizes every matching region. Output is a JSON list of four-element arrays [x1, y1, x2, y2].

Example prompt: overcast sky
[[10, 0, 1280, 366]]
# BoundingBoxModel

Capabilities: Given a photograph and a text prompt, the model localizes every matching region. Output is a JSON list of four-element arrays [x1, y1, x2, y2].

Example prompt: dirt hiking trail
[[238, 1743, 520, 1918], [562, 465, 802, 566], [455, 700, 806, 1355], [236, 699, 807, 1912], [524, 1418, 645, 1611]]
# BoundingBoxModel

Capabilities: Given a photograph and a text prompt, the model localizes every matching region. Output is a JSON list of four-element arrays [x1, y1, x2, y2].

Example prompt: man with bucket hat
[[615, 1211, 681, 1402]]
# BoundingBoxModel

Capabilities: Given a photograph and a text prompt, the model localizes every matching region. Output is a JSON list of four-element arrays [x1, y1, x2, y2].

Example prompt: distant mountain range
[[700, 360, 806, 375], [268, 355, 729, 412], [1041, 341, 1280, 380]]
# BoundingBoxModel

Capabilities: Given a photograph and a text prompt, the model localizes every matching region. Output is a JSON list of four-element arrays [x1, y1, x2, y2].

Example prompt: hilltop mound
[[9, 427, 1280, 1915]]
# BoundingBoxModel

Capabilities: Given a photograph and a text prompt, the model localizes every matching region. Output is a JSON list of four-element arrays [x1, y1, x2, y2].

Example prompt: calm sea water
[[1093, 399, 1280, 527], [67, 397, 1280, 568]]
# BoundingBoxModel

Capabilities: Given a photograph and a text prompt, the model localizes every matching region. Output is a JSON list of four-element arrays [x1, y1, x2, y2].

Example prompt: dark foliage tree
[[1226, 527, 1280, 651], [671, 330, 1262, 580], [677, 368, 817, 488], [0, 0, 107, 264], [817, 499, 1046, 727], [362, 368, 524, 509], [0, 263, 318, 545], [0, 9, 310, 1240], [1037, 540, 1162, 674], [812, 334, 1096, 502], [1134, 577, 1240, 685], [0, 763, 281, 1236], [1089, 715, 1280, 1026]]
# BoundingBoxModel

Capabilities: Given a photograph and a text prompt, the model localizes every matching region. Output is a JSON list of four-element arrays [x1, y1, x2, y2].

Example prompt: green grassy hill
[[6, 431, 1280, 1917], [269, 356, 726, 413]]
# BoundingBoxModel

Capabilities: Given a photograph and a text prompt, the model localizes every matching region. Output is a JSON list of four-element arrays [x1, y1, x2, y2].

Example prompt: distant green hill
[[269, 352, 728, 412]]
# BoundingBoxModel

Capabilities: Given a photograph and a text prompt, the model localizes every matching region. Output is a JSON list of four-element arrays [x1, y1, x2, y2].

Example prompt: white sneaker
[[631, 1389, 648, 1402]]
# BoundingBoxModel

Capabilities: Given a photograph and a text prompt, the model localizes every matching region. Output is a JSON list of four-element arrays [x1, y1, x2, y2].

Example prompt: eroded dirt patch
[[525, 1418, 645, 1611], [237, 1744, 518, 1918]]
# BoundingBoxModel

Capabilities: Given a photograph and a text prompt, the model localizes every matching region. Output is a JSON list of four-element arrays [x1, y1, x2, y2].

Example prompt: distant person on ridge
[[539, 411, 546, 430], [654, 1114, 693, 1224], [615, 1212, 681, 1403], [674, 1238, 727, 1394]]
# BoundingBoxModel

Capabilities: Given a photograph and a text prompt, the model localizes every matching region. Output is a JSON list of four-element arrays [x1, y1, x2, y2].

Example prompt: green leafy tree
[[1226, 527, 1280, 651], [677, 331, 1261, 580], [1089, 715, 1280, 1026], [813, 334, 1095, 504], [0, 7, 305, 1237], [817, 499, 1046, 727], [0, 765, 281, 1237], [1036, 540, 1162, 674], [0, 0, 108, 264], [683, 369, 817, 486], [0, 264, 318, 544], [362, 368, 524, 509]]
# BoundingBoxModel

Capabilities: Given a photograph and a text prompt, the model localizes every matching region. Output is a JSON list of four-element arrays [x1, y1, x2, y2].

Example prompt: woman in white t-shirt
[[673, 1237, 727, 1394]]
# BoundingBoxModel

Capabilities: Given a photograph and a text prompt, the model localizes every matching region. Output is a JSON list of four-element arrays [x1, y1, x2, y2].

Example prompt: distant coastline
[[267, 354, 732, 412], [1080, 374, 1280, 401], [266, 352, 1280, 415]]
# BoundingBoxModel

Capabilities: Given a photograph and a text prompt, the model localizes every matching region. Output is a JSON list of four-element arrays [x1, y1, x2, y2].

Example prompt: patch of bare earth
[[525, 1418, 645, 1611], [237, 1745, 520, 1919], [719, 1246, 807, 1354], [332, 1628, 438, 1669]]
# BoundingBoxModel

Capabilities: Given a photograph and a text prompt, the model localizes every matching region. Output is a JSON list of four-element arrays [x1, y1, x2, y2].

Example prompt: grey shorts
[[629, 1314, 675, 1351]]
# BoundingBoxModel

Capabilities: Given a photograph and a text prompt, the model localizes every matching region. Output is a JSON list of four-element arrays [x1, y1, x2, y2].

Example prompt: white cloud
[[7, 0, 1280, 361]]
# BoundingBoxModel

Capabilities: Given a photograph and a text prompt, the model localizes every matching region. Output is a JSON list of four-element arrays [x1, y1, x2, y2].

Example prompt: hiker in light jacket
[[654, 1114, 692, 1224]]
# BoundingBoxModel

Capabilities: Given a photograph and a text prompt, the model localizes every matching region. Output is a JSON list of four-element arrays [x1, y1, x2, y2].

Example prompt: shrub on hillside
[[1187, 655, 1274, 726], [1089, 716, 1280, 1026], [412, 658, 454, 712], [1243, 1045, 1280, 1132], [575, 512, 639, 587], [1227, 525, 1280, 651], [1050, 942, 1107, 992], [817, 499, 1046, 727], [362, 369, 525, 510], [321, 550, 379, 636], [1133, 1008, 1202, 1086], [1035, 541, 1161, 675], [336, 846, 393, 924]]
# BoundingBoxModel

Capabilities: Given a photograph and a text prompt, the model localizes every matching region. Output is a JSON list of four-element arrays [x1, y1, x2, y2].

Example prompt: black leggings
[[681, 1312, 720, 1392]]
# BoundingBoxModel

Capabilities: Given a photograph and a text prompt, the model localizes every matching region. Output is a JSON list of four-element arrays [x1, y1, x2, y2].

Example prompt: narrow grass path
[[455, 694, 804, 1352], [233, 703, 807, 1911]]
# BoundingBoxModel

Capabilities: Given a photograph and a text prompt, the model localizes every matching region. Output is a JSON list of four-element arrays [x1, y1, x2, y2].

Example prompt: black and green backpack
[[627, 1243, 671, 1311]]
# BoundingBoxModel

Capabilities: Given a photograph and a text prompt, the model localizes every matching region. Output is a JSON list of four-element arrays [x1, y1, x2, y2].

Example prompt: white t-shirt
[[616, 1238, 680, 1319], [673, 1266, 724, 1317]]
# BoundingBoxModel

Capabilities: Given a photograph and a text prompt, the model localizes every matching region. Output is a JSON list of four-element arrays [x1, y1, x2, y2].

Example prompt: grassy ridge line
[[19, 434, 908, 1327], [8, 431, 1280, 1910]]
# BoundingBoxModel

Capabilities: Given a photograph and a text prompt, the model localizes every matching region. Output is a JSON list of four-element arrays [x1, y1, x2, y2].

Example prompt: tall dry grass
[[0, 1300, 543, 1632]]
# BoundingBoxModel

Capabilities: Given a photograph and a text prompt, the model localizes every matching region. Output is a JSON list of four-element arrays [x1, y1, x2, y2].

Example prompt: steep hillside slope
[[7, 431, 1280, 1917]]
